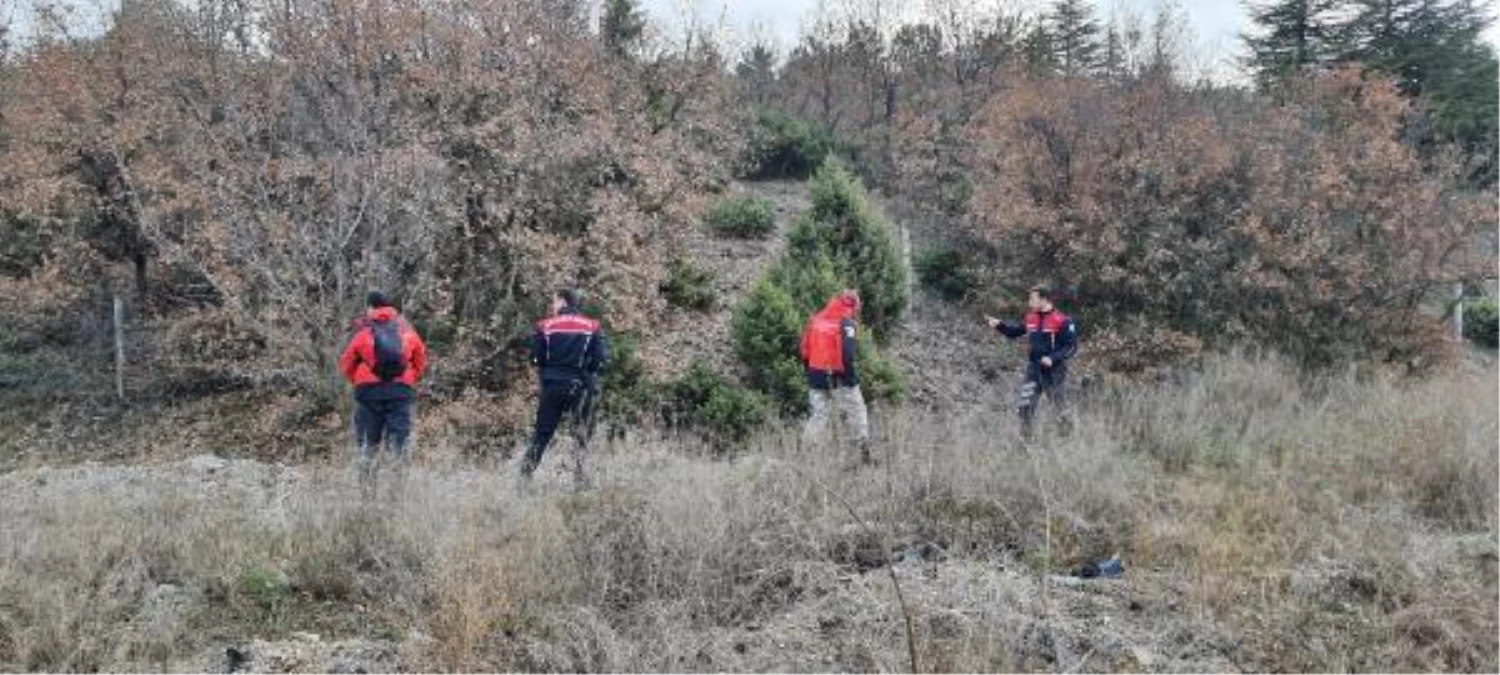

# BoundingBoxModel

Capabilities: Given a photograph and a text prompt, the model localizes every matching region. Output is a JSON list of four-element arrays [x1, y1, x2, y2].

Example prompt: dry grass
[[0, 353, 1494, 672]]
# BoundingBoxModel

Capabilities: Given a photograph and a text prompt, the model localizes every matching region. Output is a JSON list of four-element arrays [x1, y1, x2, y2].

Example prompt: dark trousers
[[354, 390, 413, 488], [523, 379, 597, 477], [1018, 361, 1069, 439]]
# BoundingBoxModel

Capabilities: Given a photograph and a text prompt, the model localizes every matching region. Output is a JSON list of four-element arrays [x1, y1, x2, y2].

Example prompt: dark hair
[[1029, 284, 1052, 300], [367, 290, 393, 308], [556, 288, 580, 308]]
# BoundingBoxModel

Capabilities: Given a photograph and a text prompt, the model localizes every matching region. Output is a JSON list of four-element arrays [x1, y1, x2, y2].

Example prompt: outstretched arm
[[986, 315, 1026, 339]]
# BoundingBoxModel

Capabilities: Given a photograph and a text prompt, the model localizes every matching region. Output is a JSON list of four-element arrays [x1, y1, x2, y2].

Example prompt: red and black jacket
[[339, 307, 428, 392], [531, 307, 609, 384], [996, 309, 1078, 366]]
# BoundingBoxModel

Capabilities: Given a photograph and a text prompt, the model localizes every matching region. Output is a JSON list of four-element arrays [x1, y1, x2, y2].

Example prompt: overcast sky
[[641, 0, 1500, 84], [635, 0, 1278, 83], [4, 0, 1495, 82], [0, 0, 1254, 70]]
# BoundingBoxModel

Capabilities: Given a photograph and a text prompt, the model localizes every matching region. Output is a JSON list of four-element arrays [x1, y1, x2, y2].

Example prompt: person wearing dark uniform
[[522, 289, 609, 486], [986, 284, 1078, 440]]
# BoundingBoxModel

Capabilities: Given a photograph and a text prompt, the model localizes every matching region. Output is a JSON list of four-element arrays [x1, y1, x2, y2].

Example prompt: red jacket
[[339, 307, 428, 388], [799, 293, 860, 388]]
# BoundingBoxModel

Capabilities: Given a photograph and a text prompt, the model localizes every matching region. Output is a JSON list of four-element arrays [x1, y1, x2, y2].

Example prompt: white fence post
[[1451, 283, 1464, 341], [113, 295, 126, 400]]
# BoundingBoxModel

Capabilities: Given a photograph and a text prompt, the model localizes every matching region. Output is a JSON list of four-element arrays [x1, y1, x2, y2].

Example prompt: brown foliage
[[0, 0, 734, 402], [953, 69, 1493, 370]]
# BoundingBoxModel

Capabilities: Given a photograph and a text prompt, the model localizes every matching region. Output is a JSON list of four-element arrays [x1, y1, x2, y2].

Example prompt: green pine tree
[[1242, 0, 1340, 87], [1023, 20, 1059, 78], [600, 0, 645, 60], [736, 42, 778, 109], [1338, 0, 1499, 185], [1144, 0, 1184, 80], [1048, 0, 1103, 77], [1101, 20, 1126, 80]]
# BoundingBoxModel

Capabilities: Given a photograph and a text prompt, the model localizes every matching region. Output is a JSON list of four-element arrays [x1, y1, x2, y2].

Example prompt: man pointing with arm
[[986, 284, 1077, 440]]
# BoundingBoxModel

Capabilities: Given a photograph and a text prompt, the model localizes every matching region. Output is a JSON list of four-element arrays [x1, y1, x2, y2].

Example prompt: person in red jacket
[[799, 289, 872, 465], [340, 291, 428, 492]]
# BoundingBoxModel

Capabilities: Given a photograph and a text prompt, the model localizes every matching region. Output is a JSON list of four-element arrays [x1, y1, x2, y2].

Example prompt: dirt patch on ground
[[873, 196, 1022, 416], [637, 181, 802, 380]]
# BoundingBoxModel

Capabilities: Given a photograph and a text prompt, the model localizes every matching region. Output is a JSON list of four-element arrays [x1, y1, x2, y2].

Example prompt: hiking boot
[[519, 440, 545, 482]]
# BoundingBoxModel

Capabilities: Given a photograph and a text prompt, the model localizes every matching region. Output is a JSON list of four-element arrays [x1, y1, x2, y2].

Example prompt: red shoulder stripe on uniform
[[539, 317, 599, 329], [539, 318, 599, 337]]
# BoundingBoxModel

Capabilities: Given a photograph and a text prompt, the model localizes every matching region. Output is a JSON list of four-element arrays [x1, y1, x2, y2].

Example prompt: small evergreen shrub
[[728, 159, 910, 421], [794, 159, 909, 336], [660, 258, 716, 311], [741, 111, 841, 179], [704, 195, 776, 238], [661, 361, 767, 448], [1463, 296, 1498, 348], [916, 248, 978, 302], [854, 330, 906, 403]]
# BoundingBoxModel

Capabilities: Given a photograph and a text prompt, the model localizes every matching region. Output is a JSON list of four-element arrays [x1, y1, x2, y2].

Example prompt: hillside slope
[[636, 181, 801, 379]]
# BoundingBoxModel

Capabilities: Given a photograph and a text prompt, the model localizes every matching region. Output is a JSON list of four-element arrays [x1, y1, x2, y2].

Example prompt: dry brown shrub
[[944, 70, 1494, 372]]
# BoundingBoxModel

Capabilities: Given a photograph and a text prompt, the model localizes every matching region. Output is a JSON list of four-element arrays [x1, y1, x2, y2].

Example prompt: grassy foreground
[[0, 354, 1495, 672]]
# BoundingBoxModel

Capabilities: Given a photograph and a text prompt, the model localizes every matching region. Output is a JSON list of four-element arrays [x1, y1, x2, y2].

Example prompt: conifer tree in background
[[1023, 21, 1058, 77], [1244, 0, 1498, 185], [1338, 0, 1497, 185], [1101, 20, 1126, 81], [736, 42, 778, 110], [1048, 0, 1103, 77], [1242, 0, 1340, 87], [1144, 0, 1184, 80], [601, 0, 646, 60]]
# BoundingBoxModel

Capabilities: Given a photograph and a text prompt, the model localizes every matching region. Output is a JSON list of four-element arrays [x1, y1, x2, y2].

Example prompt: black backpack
[[368, 319, 407, 381]]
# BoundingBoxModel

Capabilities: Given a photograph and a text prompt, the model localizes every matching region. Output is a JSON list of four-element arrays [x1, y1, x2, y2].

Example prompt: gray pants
[[1018, 362, 1069, 439], [803, 385, 871, 445]]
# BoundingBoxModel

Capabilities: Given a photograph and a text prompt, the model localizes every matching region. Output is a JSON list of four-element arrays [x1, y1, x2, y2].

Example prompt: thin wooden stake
[[1451, 283, 1465, 341], [113, 295, 126, 400]]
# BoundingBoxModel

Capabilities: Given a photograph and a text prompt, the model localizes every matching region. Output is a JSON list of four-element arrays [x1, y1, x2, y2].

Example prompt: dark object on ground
[[1076, 555, 1123, 579]]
